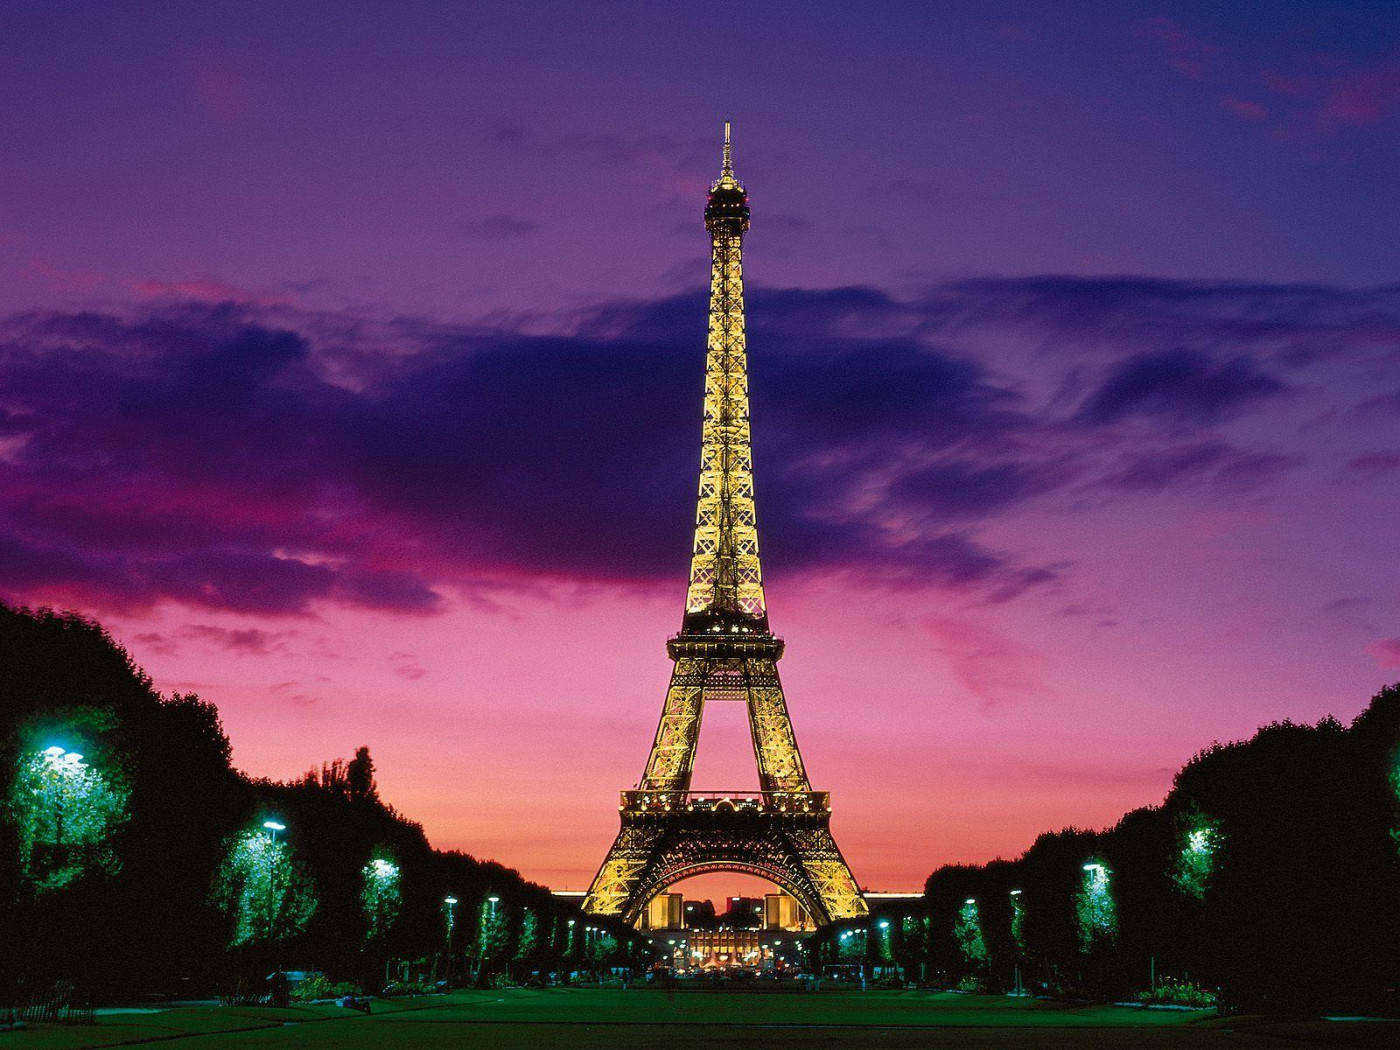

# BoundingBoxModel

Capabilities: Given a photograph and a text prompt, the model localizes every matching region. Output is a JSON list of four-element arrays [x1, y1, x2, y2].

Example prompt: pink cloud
[[925, 617, 1052, 713], [1133, 16, 1223, 82], [391, 651, 427, 680], [134, 278, 286, 306], [180, 51, 260, 125], [1222, 97, 1269, 121], [1318, 64, 1400, 126], [1260, 71, 1317, 99], [1256, 59, 1400, 131], [1366, 638, 1400, 670]]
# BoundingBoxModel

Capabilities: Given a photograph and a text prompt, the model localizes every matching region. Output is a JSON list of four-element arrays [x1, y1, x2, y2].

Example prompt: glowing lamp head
[[263, 820, 286, 832], [964, 898, 976, 906], [1010, 889, 1023, 896], [444, 896, 458, 905], [487, 895, 500, 903]]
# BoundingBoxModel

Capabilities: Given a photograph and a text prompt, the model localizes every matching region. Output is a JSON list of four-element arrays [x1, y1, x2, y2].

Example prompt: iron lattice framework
[[583, 124, 868, 927]]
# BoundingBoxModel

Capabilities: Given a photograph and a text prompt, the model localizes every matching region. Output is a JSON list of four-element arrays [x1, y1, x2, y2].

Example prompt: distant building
[[717, 895, 764, 928], [641, 892, 684, 931], [763, 892, 813, 931], [683, 898, 717, 929]]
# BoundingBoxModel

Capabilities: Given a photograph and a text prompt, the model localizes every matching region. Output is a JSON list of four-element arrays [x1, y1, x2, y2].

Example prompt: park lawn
[[9, 989, 1396, 1050], [405, 986, 1218, 1027], [7, 993, 499, 1050]]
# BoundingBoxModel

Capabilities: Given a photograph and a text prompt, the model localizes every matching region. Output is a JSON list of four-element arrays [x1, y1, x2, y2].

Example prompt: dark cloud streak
[[1, 275, 1375, 617]]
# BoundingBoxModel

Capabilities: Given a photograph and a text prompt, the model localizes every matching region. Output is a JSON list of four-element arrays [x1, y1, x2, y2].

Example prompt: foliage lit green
[[361, 853, 401, 944], [7, 745, 129, 892], [1138, 978, 1217, 1007], [1009, 892, 1025, 950], [514, 908, 538, 961], [211, 828, 318, 947], [588, 930, 618, 963], [1171, 820, 1220, 900], [1075, 863, 1118, 952], [291, 973, 359, 1001], [478, 898, 508, 961], [954, 900, 988, 964]]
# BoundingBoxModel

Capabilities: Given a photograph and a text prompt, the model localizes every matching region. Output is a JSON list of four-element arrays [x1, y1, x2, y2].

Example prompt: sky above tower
[[1, 0, 1398, 893]]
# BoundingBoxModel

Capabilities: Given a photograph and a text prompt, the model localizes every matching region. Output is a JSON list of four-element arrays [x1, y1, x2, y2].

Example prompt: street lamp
[[444, 897, 458, 940], [440, 896, 459, 984], [262, 820, 286, 843]]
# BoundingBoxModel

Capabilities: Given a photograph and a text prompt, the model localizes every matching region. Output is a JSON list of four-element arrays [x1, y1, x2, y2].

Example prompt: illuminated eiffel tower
[[582, 124, 868, 927]]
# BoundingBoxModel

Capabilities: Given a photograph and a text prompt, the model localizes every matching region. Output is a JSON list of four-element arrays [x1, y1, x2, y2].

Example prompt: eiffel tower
[[582, 124, 868, 927]]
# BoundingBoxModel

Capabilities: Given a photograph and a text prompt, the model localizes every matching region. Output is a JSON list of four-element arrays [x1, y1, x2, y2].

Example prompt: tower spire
[[688, 118, 759, 630]]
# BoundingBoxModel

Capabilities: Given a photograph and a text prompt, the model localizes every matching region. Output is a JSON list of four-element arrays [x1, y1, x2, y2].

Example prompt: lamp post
[[261, 820, 286, 943], [1008, 890, 1025, 995], [858, 926, 868, 990], [876, 919, 891, 981], [441, 896, 458, 984], [256, 819, 288, 981], [477, 896, 502, 980], [585, 925, 599, 984]]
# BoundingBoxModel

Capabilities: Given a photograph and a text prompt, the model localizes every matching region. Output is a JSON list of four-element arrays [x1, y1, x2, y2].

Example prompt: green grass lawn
[[9, 988, 1395, 1049]]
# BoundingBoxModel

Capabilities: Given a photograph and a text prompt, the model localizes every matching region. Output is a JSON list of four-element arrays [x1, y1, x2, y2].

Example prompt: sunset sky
[[2, 1, 1398, 897]]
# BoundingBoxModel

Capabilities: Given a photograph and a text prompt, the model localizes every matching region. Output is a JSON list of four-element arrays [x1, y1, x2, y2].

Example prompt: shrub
[[290, 974, 358, 1001], [1138, 979, 1216, 1008]]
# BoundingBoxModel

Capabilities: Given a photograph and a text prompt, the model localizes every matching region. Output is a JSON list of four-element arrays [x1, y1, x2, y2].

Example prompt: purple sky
[[1, 1, 1398, 894]]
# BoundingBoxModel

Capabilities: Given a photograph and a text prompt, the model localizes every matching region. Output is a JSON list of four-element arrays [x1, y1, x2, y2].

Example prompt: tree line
[[908, 682, 1400, 1012], [0, 604, 645, 1001]]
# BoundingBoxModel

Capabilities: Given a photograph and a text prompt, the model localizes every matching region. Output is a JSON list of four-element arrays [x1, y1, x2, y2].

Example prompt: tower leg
[[582, 824, 666, 918], [789, 825, 869, 921], [638, 658, 708, 793], [743, 658, 810, 793]]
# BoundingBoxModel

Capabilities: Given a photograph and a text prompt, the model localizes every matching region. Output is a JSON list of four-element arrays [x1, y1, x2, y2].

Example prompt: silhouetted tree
[[0, 603, 599, 999], [921, 684, 1400, 1013]]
